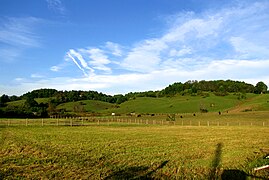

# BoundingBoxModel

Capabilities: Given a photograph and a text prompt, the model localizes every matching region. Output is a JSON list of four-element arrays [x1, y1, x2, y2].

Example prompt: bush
[[200, 108, 208, 113]]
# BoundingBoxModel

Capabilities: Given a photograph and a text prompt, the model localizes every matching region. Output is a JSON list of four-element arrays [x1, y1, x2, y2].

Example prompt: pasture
[[0, 112, 269, 179]]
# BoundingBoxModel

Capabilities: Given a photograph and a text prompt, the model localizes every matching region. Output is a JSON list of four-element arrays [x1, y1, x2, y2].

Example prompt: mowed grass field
[[0, 113, 268, 179]]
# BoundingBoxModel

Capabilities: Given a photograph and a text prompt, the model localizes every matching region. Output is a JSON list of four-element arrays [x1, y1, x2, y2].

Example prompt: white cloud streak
[[63, 47, 113, 76], [66, 51, 92, 77]]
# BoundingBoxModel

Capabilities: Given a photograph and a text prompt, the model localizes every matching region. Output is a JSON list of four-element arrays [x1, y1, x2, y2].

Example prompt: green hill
[[229, 94, 269, 112], [5, 98, 51, 107], [6, 100, 25, 107], [57, 100, 117, 113], [108, 93, 254, 114], [2, 93, 269, 115]]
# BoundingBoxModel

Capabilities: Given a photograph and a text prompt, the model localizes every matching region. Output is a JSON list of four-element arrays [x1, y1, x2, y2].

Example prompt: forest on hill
[[0, 80, 268, 118]]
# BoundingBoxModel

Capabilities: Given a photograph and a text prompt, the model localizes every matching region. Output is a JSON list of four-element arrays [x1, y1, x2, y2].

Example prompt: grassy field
[[0, 114, 268, 179]]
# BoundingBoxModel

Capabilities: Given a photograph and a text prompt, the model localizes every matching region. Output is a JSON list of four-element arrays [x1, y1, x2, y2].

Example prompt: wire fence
[[0, 116, 268, 127]]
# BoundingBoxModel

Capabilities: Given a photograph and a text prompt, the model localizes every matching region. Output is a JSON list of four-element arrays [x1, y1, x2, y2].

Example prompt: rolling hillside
[[108, 93, 255, 114], [57, 100, 117, 113], [53, 93, 269, 114], [228, 94, 269, 112], [3, 93, 269, 115]]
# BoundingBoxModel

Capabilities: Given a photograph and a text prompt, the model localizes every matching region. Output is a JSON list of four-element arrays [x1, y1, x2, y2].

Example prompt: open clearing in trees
[[0, 112, 268, 179]]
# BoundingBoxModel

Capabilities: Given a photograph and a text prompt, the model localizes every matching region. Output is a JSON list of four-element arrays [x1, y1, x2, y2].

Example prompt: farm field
[[0, 113, 268, 179]]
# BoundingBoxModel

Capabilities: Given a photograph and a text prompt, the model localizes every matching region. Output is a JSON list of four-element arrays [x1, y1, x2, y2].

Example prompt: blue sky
[[1, 0, 269, 95]]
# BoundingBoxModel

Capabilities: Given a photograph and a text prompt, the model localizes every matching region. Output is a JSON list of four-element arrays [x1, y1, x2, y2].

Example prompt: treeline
[[125, 80, 268, 97], [0, 89, 127, 118], [0, 80, 267, 118], [160, 80, 267, 96], [21, 89, 127, 104]]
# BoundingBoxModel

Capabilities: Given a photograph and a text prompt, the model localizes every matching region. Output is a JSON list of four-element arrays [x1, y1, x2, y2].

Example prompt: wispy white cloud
[[0, 48, 21, 62], [86, 48, 111, 72], [123, 38, 167, 72], [50, 65, 62, 72], [0, 17, 41, 47], [0, 17, 42, 62], [105, 42, 122, 57], [169, 46, 192, 57], [31, 74, 44, 78], [46, 0, 66, 16], [230, 36, 269, 59]]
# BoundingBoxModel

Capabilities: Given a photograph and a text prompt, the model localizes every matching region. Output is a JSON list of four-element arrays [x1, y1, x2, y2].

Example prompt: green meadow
[[0, 113, 269, 179]]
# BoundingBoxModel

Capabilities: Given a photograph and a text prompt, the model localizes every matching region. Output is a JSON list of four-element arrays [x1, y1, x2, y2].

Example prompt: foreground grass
[[0, 124, 268, 179]]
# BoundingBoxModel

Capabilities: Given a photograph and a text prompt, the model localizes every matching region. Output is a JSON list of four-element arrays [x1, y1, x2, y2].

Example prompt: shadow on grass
[[209, 143, 248, 180], [104, 160, 169, 179], [209, 143, 267, 180], [221, 169, 247, 180], [209, 142, 223, 179]]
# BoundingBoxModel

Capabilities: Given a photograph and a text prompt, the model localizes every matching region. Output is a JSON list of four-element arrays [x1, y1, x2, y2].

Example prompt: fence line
[[0, 117, 268, 127]]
